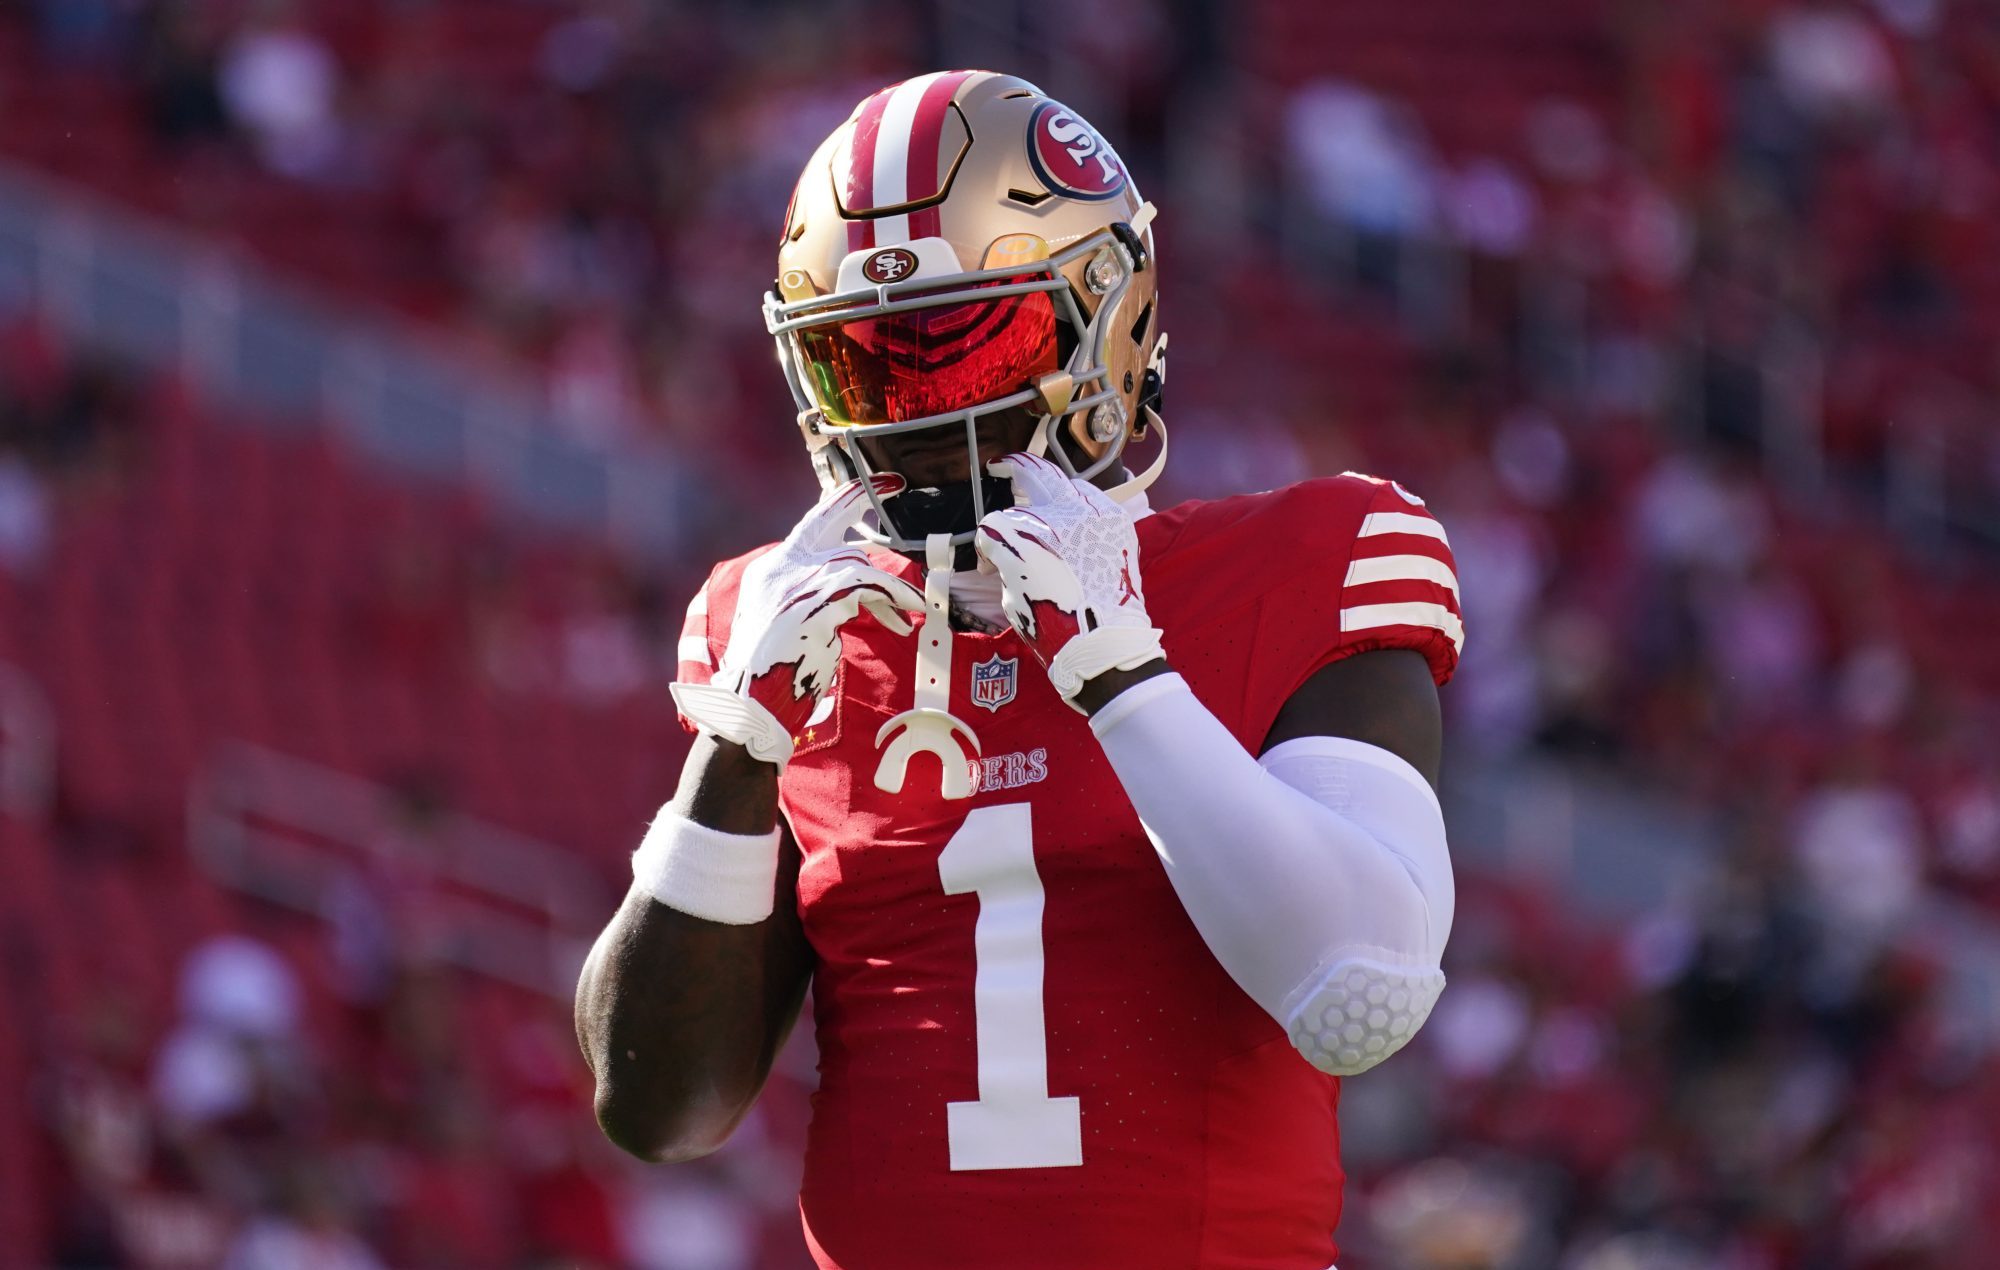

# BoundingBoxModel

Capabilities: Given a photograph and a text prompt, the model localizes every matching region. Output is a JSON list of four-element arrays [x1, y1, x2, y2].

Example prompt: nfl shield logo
[[971, 654, 1018, 713]]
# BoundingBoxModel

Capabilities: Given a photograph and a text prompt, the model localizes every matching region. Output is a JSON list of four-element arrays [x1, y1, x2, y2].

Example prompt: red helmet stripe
[[843, 86, 897, 251], [839, 72, 975, 251], [906, 70, 974, 241], [868, 72, 950, 244]]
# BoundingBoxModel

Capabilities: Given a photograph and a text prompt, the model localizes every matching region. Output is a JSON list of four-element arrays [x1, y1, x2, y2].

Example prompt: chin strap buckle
[[874, 534, 980, 799]]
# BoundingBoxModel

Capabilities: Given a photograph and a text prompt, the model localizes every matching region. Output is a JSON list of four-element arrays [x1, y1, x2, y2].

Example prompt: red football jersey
[[675, 475, 1461, 1270]]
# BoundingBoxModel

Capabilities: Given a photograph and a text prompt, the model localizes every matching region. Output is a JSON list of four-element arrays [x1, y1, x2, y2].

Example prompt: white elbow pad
[[1284, 955, 1446, 1077], [1090, 675, 1455, 1079], [1260, 738, 1454, 1076]]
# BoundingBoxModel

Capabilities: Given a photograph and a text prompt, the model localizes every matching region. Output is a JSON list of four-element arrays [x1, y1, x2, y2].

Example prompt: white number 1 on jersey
[[937, 803, 1083, 1171]]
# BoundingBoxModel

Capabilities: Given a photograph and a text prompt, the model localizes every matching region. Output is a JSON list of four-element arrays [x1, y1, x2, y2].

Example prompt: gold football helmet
[[764, 70, 1167, 551]]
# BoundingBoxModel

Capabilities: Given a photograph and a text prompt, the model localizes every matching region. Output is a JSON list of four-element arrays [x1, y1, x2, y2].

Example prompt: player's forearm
[[575, 737, 810, 1162], [1069, 658, 1174, 714], [1084, 672, 1453, 1074], [575, 889, 807, 1162], [672, 734, 782, 833]]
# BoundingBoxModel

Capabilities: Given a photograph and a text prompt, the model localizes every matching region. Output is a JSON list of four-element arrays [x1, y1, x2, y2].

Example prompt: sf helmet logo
[[1026, 101, 1128, 201], [862, 247, 918, 283]]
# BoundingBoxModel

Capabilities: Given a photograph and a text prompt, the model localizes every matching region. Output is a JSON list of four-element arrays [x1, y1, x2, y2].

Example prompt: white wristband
[[632, 809, 782, 925]]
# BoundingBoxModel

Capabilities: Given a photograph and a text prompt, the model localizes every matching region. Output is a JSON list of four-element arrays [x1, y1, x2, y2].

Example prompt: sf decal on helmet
[[862, 248, 919, 284], [1025, 101, 1129, 201]]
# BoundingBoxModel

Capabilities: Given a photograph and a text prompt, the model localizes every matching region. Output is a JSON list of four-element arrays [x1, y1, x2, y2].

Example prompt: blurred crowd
[[9, 0, 1227, 464], [1262, 1, 2000, 1264], [0, 321, 143, 572], [6, 0, 2000, 1267], [34, 922, 821, 1268], [18, 0, 1002, 458], [1275, 0, 2000, 541]]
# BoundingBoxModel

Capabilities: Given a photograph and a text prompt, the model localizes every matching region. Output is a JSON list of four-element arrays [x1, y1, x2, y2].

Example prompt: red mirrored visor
[[794, 279, 1060, 426]]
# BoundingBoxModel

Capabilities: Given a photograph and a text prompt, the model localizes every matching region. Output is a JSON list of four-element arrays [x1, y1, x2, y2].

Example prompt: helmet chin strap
[[830, 401, 1168, 551], [1103, 407, 1167, 505], [1025, 423, 1055, 462], [1036, 404, 1168, 506]]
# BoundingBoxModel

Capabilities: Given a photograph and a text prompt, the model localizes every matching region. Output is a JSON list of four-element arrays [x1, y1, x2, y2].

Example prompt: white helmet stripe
[[869, 71, 949, 245]]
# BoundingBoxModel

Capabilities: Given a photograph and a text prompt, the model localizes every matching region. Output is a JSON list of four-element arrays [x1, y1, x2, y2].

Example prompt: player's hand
[[671, 475, 924, 768], [974, 452, 1165, 710]]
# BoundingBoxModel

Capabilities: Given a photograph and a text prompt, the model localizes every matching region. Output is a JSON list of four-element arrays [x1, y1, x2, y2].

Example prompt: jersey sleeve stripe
[[676, 633, 714, 666], [1341, 601, 1465, 653], [677, 579, 715, 674], [681, 581, 711, 632], [1344, 553, 1460, 601], [1342, 470, 1428, 507], [1358, 511, 1449, 544]]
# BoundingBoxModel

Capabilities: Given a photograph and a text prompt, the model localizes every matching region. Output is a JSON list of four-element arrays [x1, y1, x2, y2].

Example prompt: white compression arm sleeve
[[1089, 673, 1454, 1075]]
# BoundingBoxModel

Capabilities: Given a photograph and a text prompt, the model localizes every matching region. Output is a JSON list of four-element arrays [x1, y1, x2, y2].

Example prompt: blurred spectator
[[1791, 772, 1924, 947], [152, 935, 303, 1130], [326, 772, 455, 1006], [0, 454, 50, 570], [218, 6, 344, 180], [621, 1171, 760, 1270], [1768, 2, 1898, 125], [221, 1188, 386, 1270], [1368, 1155, 1544, 1268], [138, 6, 232, 150], [1443, 159, 1541, 258], [1287, 79, 1437, 238]]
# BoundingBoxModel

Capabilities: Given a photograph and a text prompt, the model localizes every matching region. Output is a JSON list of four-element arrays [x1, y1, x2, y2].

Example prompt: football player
[[576, 71, 1462, 1270]]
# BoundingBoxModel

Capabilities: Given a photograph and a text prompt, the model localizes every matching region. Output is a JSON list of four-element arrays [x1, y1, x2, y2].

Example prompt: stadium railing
[[188, 740, 610, 1000], [0, 159, 700, 562]]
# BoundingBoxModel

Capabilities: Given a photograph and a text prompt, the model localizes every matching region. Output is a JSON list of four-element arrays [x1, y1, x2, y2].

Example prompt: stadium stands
[[2, 0, 2000, 1265]]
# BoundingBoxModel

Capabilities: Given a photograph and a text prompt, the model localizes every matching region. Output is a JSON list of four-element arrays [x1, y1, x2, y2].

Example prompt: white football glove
[[671, 475, 924, 768], [973, 452, 1165, 710]]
